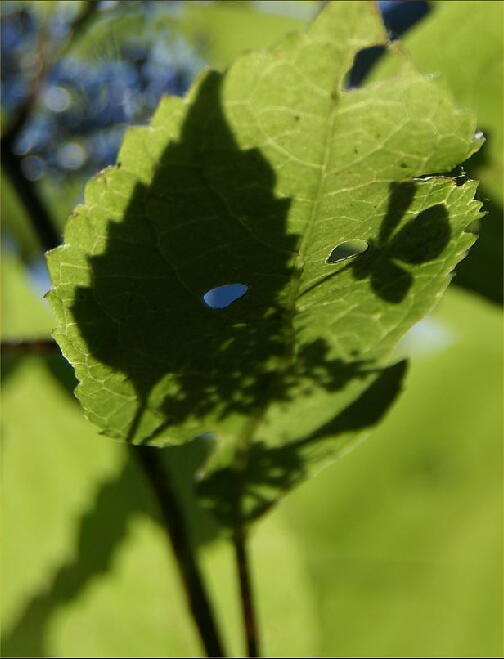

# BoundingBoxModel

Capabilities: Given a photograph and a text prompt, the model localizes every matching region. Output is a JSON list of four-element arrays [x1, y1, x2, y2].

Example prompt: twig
[[1, 339, 59, 354]]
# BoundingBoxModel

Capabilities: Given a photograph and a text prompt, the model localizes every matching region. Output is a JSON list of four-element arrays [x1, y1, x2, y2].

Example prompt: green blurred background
[[2, 1, 502, 656]]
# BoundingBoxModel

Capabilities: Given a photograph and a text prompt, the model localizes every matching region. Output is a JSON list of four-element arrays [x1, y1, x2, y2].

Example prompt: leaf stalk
[[135, 447, 227, 658], [232, 492, 260, 658]]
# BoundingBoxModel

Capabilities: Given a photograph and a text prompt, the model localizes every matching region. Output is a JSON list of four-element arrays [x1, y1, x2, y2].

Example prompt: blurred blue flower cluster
[[1, 1, 429, 184], [1, 1, 204, 181]]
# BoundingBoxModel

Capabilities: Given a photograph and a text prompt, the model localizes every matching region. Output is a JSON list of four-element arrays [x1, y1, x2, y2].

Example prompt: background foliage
[[2, 1, 502, 656]]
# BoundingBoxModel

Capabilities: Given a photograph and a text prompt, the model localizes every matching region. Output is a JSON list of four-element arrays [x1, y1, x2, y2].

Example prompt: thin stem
[[233, 512, 260, 657], [135, 447, 226, 658]]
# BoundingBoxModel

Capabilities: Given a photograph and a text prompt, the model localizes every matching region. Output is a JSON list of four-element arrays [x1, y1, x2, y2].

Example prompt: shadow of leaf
[[198, 361, 407, 524], [2, 455, 147, 657], [350, 183, 451, 303], [69, 69, 370, 449]]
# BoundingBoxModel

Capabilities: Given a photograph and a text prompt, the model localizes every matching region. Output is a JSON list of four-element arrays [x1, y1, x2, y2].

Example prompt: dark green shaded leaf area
[[48, 1, 483, 525]]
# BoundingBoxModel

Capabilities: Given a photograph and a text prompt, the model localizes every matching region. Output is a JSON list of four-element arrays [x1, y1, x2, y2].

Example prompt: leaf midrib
[[232, 88, 340, 453]]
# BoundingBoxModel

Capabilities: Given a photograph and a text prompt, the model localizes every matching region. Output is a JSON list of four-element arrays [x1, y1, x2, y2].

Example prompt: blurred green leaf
[[201, 513, 319, 657], [1, 250, 53, 339], [48, 1, 484, 525], [67, 4, 166, 60], [179, 1, 308, 70], [371, 0, 503, 304], [68, 1, 309, 67], [1, 175, 40, 262], [280, 287, 503, 656]]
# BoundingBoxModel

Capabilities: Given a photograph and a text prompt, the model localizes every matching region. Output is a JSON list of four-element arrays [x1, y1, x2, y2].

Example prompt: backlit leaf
[[48, 1, 483, 523]]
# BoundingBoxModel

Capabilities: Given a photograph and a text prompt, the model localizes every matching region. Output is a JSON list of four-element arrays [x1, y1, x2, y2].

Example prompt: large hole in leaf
[[345, 2, 431, 88], [203, 284, 248, 309], [326, 239, 368, 264]]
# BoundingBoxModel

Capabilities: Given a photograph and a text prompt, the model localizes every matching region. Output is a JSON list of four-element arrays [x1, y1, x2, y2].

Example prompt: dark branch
[[59, 0, 100, 58], [233, 525, 260, 658], [1, 147, 60, 252], [135, 447, 227, 658]]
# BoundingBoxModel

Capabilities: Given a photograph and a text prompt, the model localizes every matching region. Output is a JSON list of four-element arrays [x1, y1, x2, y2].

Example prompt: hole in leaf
[[345, 45, 385, 88], [326, 239, 368, 264], [203, 284, 248, 309]]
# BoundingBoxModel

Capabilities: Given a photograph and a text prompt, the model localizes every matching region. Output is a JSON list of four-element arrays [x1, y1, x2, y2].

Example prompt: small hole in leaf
[[326, 239, 368, 264], [203, 284, 248, 309], [345, 45, 386, 88]]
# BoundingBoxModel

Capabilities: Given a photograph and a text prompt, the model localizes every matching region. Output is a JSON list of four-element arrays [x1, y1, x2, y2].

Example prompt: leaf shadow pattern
[[2, 454, 149, 657], [349, 182, 451, 303], [69, 70, 372, 447], [198, 361, 407, 523]]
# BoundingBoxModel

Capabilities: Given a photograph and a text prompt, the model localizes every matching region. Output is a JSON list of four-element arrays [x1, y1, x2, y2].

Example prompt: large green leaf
[[371, 0, 503, 304], [48, 1, 483, 523]]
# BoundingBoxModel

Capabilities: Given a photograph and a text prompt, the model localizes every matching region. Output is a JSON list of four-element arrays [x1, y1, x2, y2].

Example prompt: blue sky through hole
[[203, 284, 249, 309]]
